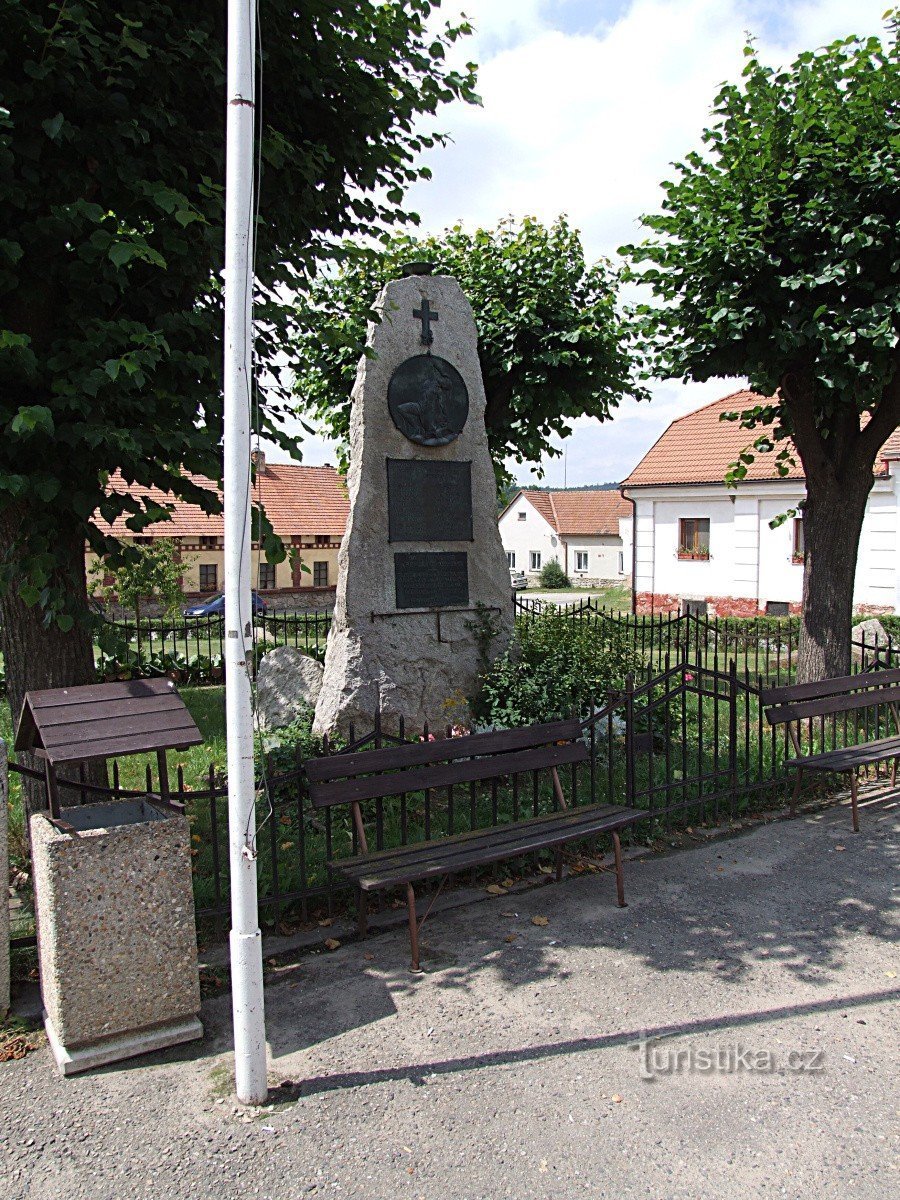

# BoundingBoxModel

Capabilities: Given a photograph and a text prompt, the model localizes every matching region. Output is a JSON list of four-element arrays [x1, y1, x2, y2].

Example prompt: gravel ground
[[1, 796, 897, 1200]]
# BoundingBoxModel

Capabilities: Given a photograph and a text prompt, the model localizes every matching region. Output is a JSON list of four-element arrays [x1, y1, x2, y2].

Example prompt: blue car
[[182, 591, 267, 619]]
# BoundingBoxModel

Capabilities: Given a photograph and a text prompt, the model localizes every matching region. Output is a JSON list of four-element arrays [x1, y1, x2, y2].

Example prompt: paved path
[[2, 798, 897, 1199]]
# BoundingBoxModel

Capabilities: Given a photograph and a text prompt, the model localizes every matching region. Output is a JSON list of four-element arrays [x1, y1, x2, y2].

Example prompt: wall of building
[[564, 535, 625, 584], [498, 493, 561, 578], [86, 536, 340, 611], [628, 474, 900, 616]]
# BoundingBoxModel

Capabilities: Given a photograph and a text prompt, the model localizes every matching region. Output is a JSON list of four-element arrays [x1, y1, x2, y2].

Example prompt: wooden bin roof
[[14, 678, 203, 766]]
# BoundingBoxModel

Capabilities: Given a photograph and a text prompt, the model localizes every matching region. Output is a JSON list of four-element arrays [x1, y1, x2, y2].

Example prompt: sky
[[264, 0, 892, 487]]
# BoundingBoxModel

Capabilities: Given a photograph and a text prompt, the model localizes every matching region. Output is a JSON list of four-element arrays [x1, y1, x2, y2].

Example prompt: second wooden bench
[[305, 718, 643, 971]]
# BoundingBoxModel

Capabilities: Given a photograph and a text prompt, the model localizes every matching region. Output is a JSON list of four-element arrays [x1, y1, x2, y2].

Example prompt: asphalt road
[[2, 795, 897, 1199]]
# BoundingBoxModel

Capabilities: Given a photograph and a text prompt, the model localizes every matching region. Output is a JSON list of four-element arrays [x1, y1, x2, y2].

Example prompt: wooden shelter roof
[[14, 678, 203, 766]]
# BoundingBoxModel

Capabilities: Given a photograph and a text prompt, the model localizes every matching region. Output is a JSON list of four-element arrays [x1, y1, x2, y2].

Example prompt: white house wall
[[628, 475, 899, 615], [498, 493, 560, 577], [566, 536, 625, 582]]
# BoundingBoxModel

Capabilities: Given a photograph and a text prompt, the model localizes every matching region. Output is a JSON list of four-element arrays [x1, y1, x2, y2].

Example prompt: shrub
[[476, 608, 642, 726], [539, 559, 571, 588]]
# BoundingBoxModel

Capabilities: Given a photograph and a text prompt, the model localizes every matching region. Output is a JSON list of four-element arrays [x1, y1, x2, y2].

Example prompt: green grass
[[525, 582, 632, 609]]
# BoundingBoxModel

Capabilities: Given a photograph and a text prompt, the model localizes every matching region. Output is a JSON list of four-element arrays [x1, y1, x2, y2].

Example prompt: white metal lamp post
[[223, 0, 268, 1105]]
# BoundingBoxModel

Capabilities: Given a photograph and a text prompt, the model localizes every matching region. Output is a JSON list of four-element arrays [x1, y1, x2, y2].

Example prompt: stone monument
[[313, 267, 513, 736]]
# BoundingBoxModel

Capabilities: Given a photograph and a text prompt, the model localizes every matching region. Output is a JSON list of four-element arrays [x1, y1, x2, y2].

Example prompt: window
[[313, 561, 329, 587], [678, 517, 710, 560], [507, 552, 516, 569], [575, 551, 589, 572], [617, 551, 625, 575], [258, 562, 276, 590], [199, 563, 217, 592], [792, 518, 805, 564], [518, 511, 526, 521], [766, 601, 790, 617], [200, 535, 218, 549], [529, 551, 541, 571], [315, 534, 331, 546], [132, 536, 151, 545]]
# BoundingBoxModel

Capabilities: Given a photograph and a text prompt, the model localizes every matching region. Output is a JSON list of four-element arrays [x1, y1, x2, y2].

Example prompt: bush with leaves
[[539, 559, 571, 589], [476, 609, 641, 727]]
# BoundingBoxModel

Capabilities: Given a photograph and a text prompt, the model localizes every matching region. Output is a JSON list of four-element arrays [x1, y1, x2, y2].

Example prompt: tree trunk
[[0, 508, 103, 821], [796, 473, 871, 682]]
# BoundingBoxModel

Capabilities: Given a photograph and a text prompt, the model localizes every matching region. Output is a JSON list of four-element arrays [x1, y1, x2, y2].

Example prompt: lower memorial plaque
[[394, 552, 469, 610]]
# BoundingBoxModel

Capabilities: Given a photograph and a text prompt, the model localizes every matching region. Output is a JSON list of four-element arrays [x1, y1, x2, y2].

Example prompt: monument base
[[45, 1013, 203, 1076]]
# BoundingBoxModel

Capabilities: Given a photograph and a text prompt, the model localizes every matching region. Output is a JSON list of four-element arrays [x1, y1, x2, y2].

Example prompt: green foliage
[[89, 538, 187, 619], [477, 609, 641, 727], [291, 216, 642, 477], [539, 558, 571, 588], [0, 1, 478, 628], [621, 16, 900, 473]]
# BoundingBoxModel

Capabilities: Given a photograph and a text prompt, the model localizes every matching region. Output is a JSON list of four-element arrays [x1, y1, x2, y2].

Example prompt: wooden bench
[[305, 719, 643, 971], [762, 667, 900, 831]]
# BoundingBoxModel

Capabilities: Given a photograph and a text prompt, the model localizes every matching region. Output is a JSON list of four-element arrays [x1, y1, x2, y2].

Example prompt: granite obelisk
[[313, 269, 513, 736]]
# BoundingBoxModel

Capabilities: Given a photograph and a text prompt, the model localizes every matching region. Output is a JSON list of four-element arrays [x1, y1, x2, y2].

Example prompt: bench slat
[[305, 719, 582, 783], [785, 734, 900, 773], [761, 666, 900, 708], [330, 803, 643, 890], [309, 740, 588, 808], [765, 682, 900, 725]]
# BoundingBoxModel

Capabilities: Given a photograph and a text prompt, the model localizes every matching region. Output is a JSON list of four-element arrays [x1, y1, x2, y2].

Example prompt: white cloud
[[271, 1, 892, 484]]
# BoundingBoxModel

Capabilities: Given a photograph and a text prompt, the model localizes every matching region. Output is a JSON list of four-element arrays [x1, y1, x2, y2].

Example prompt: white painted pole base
[[230, 928, 267, 1105]]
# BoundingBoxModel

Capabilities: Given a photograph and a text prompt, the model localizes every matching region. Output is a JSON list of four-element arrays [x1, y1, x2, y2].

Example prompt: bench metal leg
[[612, 831, 627, 908], [848, 771, 860, 833], [554, 847, 564, 882], [892, 758, 898, 789], [406, 882, 422, 973], [357, 887, 368, 937], [791, 767, 804, 816]]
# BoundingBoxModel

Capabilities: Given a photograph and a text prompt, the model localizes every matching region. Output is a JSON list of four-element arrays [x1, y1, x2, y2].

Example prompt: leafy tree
[[89, 539, 188, 655], [622, 18, 900, 681], [539, 559, 571, 589], [291, 216, 641, 477], [0, 2, 477, 746]]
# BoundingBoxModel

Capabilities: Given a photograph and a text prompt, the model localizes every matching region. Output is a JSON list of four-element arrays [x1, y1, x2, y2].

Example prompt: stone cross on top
[[414, 298, 438, 346]]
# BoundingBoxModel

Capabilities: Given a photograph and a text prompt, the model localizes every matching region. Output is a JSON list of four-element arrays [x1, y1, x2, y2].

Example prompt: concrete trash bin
[[31, 798, 203, 1075]]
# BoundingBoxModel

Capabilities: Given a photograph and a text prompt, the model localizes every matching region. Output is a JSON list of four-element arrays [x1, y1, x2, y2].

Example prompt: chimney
[[251, 449, 267, 475]]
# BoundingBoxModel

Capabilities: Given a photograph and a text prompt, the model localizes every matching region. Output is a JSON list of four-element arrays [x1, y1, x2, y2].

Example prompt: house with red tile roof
[[622, 391, 900, 617], [498, 487, 630, 585], [90, 454, 348, 605]]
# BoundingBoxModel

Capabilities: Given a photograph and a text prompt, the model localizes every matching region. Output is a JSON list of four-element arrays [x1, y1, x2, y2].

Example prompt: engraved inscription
[[394, 552, 469, 610], [387, 459, 473, 543]]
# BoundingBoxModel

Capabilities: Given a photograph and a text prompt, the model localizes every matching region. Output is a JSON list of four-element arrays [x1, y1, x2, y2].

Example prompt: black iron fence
[[94, 608, 333, 684], [15, 650, 896, 948], [514, 596, 900, 683]]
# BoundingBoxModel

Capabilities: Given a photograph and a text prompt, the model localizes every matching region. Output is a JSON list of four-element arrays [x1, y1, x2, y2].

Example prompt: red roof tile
[[93, 464, 349, 539], [520, 489, 629, 536], [623, 391, 801, 487], [624, 389, 900, 487]]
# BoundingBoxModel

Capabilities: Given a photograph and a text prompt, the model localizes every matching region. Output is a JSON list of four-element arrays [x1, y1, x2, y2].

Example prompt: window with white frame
[[507, 552, 516, 569], [529, 551, 541, 571], [575, 551, 589, 572]]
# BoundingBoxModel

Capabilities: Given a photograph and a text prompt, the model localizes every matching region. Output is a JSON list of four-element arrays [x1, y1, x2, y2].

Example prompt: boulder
[[851, 617, 890, 666], [256, 646, 324, 729]]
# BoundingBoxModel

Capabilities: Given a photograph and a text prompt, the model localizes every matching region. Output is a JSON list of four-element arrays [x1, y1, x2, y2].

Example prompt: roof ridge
[[665, 388, 761, 427], [546, 490, 560, 533]]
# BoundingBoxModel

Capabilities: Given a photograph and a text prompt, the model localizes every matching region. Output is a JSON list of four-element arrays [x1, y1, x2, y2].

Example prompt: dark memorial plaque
[[394, 552, 469, 610], [388, 354, 469, 446], [387, 459, 473, 542]]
